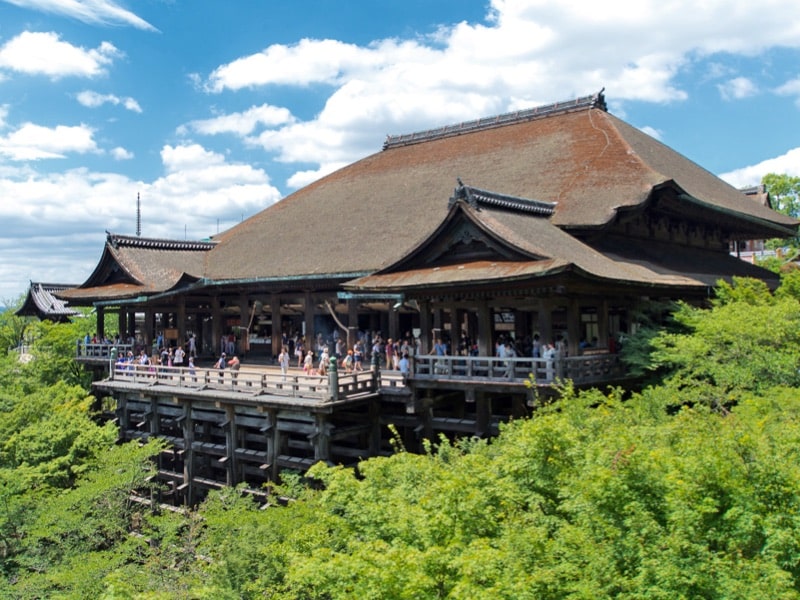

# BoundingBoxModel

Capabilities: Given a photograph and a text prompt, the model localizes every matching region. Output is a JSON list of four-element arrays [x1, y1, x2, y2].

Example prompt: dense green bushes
[[3, 276, 800, 598]]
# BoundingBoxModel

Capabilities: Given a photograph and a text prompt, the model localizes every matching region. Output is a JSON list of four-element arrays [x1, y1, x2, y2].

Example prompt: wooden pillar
[[223, 405, 238, 487], [96, 305, 105, 340], [388, 304, 400, 343], [127, 311, 136, 342], [368, 398, 382, 457], [237, 298, 249, 356], [477, 300, 493, 357], [179, 402, 194, 506], [475, 391, 490, 438], [143, 308, 154, 349], [347, 298, 359, 352], [598, 299, 609, 349], [176, 296, 187, 350], [538, 300, 553, 345], [271, 294, 282, 358], [567, 298, 580, 357], [418, 300, 432, 355], [118, 309, 126, 339], [260, 410, 278, 482], [211, 297, 222, 357], [313, 414, 331, 463], [303, 292, 315, 344]]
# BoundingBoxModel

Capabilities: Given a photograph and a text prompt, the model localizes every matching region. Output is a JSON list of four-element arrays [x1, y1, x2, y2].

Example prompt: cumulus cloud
[[717, 77, 757, 100], [0, 31, 120, 79], [77, 90, 142, 112], [111, 146, 133, 160], [0, 122, 97, 160], [720, 147, 800, 189], [197, 0, 800, 190], [0, 142, 281, 296], [0, 0, 157, 31], [179, 104, 295, 137]]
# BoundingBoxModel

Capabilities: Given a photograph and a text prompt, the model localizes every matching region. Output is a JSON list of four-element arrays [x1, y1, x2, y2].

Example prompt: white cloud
[[180, 104, 295, 137], [0, 31, 120, 79], [0, 143, 282, 297], [776, 77, 800, 107], [77, 90, 142, 113], [111, 146, 132, 160], [639, 126, 663, 141], [1, 0, 157, 31], [720, 147, 800, 188], [0, 122, 97, 160], [717, 77, 757, 100], [198, 0, 800, 188]]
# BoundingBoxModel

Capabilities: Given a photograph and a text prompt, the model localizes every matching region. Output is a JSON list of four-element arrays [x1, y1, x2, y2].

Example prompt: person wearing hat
[[215, 352, 226, 383]]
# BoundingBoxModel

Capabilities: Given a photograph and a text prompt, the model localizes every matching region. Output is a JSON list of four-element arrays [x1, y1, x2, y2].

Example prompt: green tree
[[763, 173, 800, 219]]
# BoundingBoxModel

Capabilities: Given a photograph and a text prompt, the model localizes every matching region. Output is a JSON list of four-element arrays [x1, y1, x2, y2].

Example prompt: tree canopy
[[4, 277, 800, 597]]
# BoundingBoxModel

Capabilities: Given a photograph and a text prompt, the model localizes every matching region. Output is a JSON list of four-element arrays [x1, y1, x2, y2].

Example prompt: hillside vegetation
[[2, 274, 800, 598]]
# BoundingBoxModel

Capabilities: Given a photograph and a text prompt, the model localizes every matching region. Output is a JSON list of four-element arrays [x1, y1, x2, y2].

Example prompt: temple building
[[60, 91, 796, 359], [48, 91, 798, 501]]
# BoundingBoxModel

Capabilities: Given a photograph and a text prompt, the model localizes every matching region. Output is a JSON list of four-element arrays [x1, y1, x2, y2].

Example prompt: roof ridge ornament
[[384, 89, 607, 150], [106, 232, 217, 251], [449, 179, 557, 216]]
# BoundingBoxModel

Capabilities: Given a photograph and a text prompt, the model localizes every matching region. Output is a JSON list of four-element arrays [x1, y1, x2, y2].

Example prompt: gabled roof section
[[204, 90, 797, 285], [15, 282, 80, 320], [59, 232, 215, 304], [376, 181, 554, 276]]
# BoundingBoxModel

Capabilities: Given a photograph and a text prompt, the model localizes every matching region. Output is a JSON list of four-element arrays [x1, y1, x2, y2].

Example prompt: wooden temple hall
[[38, 90, 796, 503]]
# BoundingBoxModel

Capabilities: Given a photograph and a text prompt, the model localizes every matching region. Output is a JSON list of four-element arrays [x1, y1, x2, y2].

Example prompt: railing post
[[329, 355, 339, 401], [374, 353, 382, 390]]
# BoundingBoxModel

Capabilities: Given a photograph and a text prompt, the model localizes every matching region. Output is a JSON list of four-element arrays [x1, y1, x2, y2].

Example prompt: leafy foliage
[[4, 283, 800, 597]]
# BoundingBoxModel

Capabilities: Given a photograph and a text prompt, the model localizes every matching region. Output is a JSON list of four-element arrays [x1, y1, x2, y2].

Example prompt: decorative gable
[[378, 181, 555, 274]]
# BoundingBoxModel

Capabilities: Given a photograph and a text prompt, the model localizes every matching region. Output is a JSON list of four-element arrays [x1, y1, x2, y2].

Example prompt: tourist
[[227, 354, 240, 385], [278, 345, 290, 381], [215, 352, 226, 383]]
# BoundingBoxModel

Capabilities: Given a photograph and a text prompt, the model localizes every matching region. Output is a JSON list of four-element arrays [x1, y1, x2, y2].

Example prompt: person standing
[[227, 354, 241, 386], [215, 352, 226, 383], [174, 345, 185, 367], [278, 345, 290, 381]]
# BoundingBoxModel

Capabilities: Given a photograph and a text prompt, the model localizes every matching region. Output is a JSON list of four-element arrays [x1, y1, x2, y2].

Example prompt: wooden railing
[[412, 353, 622, 385], [76, 342, 134, 360], [109, 363, 379, 403]]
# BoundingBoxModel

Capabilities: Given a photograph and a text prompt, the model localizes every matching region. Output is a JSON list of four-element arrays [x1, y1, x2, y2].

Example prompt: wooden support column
[[567, 298, 580, 357], [388, 304, 400, 343], [127, 311, 136, 342], [271, 294, 282, 357], [260, 410, 278, 482], [223, 405, 238, 487], [475, 391, 491, 437], [598, 298, 610, 349], [179, 402, 195, 506], [418, 300, 432, 355], [368, 398, 382, 457], [176, 296, 187, 349], [118, 309, 126, 339], [477, 300, 493, 357], [211, 297, 222, 357], [237, 298, 249, 356], [149, 397, 160, 436], [143, 308, 154, 349], [303, 292, 315, 343], [312, 414, 331, 463], [96, 305, 105, 340], [538, 300, 554, 345], [347, 298, 359, 352]]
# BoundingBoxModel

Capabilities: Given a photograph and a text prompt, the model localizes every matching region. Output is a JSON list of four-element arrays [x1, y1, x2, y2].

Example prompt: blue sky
[[1, 0, 799, 302]]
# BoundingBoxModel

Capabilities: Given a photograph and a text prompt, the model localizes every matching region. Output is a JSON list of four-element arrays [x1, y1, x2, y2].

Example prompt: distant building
[[16, 281, 80, 322]]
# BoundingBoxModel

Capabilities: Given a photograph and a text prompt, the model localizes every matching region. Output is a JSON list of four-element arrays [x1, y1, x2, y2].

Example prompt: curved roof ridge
[[107, 232, 216, 251], [450, 179, 557, 216], [383, 89, 607, 150]]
